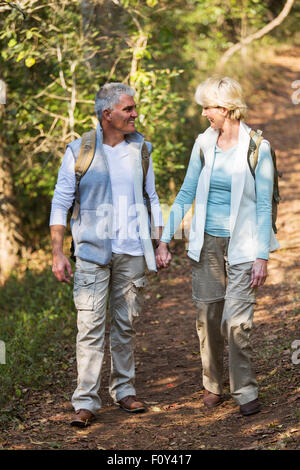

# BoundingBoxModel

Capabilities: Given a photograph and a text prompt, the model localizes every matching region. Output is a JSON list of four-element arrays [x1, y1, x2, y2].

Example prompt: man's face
[[105, 94, 138, 134]]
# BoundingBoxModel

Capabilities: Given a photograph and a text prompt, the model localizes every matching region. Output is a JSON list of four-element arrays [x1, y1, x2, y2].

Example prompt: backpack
[[200, 129, 281, 234], [69, 129, 151, 260], [247, 129, 281, 234]]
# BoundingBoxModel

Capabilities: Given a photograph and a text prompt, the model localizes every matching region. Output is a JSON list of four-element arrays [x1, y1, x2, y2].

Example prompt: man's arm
[[50, 146, 76, 283], [153, 226, 163, 248], [145, 156, 172, 268], [50, 225, 73, 284]]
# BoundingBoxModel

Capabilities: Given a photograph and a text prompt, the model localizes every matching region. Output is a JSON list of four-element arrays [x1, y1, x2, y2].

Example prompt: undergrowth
[[0, 267, 76, 425]]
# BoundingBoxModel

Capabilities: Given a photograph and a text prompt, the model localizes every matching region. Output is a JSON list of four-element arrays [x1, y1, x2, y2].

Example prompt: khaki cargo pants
[[191, 233, 258, 406], [71, 254, 147, 414]]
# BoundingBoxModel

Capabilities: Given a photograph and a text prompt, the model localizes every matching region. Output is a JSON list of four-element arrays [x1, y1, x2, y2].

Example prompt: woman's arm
[[160, 138, 203, 243], [251, 140, 274, 287], [156, 138, 203, 267]]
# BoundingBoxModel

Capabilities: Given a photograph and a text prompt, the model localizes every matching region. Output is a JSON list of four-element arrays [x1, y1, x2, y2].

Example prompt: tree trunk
[[0, 103, 22, 283], [81, 0, 97, 36]]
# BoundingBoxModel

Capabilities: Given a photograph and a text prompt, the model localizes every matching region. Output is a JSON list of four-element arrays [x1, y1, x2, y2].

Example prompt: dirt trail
[[1, 48, 300, 451]]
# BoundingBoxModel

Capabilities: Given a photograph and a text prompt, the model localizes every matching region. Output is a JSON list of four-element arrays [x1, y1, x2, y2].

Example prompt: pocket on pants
[[73, 272, 96, 310], [225, 262, 256, 304], [128, 275, 147, 320]]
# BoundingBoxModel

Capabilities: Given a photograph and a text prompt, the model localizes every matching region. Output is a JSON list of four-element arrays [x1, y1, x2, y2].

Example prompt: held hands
[[52, 252, 73, 284], [156, 242, 172, 269], [251, 258, 268, 288]]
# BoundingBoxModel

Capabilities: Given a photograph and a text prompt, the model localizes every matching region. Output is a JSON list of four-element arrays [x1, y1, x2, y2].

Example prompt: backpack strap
[[142, 142, 151, 216], [247, 129, 264, 177], [72, 133, 150, 221], [247, 129, 281, 234], [200, 148, 205, 169], [71, 129, 97, 220]]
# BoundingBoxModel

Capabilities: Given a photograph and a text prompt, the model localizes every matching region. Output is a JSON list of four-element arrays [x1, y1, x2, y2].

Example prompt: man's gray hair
[[95, 83, 135, 121]]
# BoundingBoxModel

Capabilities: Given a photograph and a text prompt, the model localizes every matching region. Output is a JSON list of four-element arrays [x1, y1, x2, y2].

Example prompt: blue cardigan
[[161, 138, 273, 260]]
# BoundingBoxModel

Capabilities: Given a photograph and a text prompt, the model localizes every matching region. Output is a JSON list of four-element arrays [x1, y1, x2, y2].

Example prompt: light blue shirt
[[161, 141, 274, 260], [205, 144, 237, 237]]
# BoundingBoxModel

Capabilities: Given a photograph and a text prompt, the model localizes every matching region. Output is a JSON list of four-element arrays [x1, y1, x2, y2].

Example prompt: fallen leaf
[[168, 403, 180, 409], [151, 406, 162, 412], [29, 440, 47, 445], [266, 335, 278, 340], [287, 395, 300, 403]]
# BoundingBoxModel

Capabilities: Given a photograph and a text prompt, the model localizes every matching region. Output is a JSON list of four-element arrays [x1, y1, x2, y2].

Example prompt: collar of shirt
[[103, 140, 129, 157]]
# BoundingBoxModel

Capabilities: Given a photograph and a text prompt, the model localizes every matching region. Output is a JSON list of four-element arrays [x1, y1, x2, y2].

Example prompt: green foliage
[[0, 0, 298, 247], [0, 267, 76, 421], [133, 68, 188, 198]]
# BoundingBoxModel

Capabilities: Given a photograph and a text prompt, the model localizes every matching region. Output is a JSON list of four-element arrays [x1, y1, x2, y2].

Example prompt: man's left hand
[[156, 242, 172, 269]]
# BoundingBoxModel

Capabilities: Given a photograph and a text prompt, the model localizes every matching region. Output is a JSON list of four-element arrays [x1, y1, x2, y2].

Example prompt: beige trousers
[[191, 233, 258, 405], [71, 254, 146, 414]]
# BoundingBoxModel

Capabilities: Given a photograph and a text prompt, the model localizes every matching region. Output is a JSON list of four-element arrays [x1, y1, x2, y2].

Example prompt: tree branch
[[217, 0, 295, 69], [68, 60, 77, 140], [0, 0, 26, 19], [129, 34, 148, 87]]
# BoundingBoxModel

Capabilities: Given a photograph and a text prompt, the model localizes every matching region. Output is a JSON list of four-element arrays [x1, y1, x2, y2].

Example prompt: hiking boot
[[71, 409, 95, 427], [240, 398, 261, 416], [203, 390, 222, 408], [117, 395, 146, 413]]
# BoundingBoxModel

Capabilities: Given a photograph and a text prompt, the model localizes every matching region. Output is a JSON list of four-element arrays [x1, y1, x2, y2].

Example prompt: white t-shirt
[[50, 140, 164, 256]]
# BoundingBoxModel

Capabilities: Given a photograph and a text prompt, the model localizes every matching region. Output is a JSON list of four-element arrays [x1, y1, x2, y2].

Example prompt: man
[[50, 83, 171, 427]]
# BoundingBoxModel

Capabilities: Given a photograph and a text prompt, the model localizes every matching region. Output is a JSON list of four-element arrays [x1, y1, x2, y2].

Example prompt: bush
[[0, 267, 76, 424]]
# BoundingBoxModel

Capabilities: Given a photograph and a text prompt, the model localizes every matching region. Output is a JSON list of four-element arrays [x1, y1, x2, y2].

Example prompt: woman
[[157, 76, 279, 416]]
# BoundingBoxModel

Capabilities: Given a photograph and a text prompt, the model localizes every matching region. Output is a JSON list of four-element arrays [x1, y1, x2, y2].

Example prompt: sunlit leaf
[[25, 57, 35, 68]]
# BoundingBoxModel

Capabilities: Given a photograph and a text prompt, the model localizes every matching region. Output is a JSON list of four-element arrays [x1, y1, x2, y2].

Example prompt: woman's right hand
[[156, 242, 172, 269]]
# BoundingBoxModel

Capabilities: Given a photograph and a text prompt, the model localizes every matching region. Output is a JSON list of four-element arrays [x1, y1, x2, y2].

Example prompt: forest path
[[2, 47, 300, 451]]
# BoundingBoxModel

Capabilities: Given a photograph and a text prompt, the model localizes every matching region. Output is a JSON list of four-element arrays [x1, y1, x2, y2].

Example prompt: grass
[[0, 265, 77, 425]]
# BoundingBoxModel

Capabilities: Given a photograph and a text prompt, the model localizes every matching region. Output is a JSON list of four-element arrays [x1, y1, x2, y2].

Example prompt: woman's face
[[201, 106, 227, 130]]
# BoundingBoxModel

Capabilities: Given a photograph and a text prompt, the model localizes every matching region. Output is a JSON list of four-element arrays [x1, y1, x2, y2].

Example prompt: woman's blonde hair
[[195, 76, 247, 120]]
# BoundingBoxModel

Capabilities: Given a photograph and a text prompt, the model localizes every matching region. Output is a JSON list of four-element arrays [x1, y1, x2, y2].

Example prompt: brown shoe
[[240, 398, 261, 416], [203, 389, 222, 408], [71, 409, 95, 427], [117, 395, 146, 413]]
